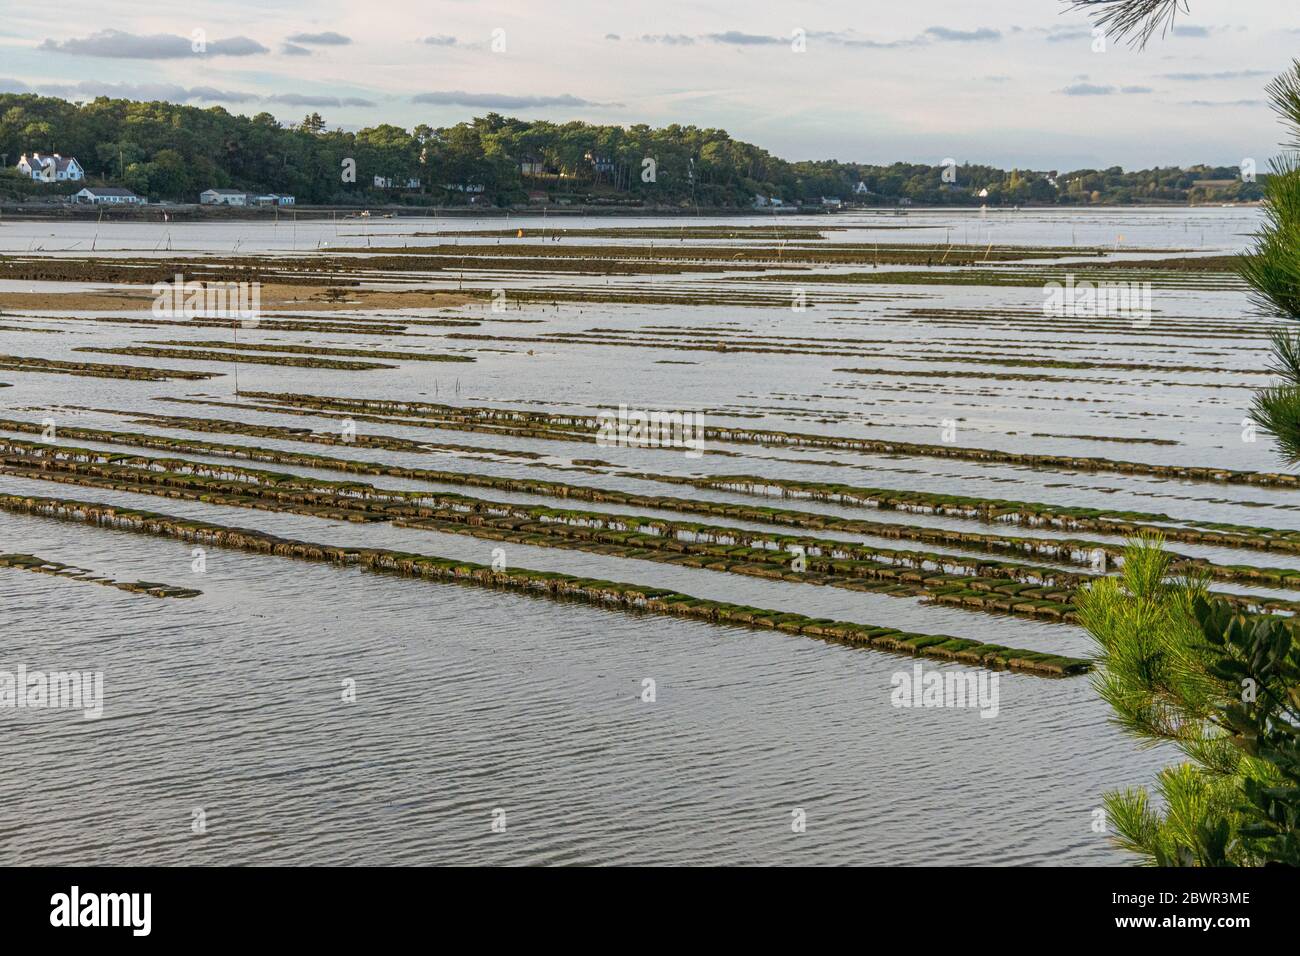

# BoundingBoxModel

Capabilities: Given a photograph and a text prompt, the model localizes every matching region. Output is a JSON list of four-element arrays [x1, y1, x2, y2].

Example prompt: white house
[[584, 151, 615, 175], [16, 153, 84, 182], [374, 176, 418, 190], [74, 187, 141, 205], [200, 188, 248, 206]]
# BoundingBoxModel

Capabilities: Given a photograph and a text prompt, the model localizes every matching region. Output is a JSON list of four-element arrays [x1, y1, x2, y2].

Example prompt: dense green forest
[[0, 93, 1265, 207]]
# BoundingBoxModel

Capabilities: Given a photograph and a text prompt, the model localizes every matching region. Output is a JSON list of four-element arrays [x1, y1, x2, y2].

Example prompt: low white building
[[16, 153, 84, 182], [374, 176, 418, 190], [74, 187, 141, 205], [200, 188, 248, 206]]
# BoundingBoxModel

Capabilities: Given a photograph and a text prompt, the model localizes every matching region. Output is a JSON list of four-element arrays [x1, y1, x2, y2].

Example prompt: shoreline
[[0, 200, 1263, 223]]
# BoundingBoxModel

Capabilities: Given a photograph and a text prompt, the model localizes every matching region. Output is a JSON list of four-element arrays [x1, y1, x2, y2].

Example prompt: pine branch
[[1267, 59, 1300, 148], [1066, 0, 1189, 49]]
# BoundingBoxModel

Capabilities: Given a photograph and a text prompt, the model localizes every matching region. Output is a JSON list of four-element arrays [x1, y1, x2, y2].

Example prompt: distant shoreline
[[0, 200, 1263, 222]]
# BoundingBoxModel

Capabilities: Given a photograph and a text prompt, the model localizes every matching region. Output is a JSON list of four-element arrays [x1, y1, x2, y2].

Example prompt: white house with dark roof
[[16, 153, 84, 182], [74, 186, 141, 205], [200, 188, 249, 206]]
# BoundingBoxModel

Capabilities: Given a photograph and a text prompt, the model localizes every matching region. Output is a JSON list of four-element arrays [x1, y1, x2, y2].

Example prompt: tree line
[[0, 93, 1265, 206]]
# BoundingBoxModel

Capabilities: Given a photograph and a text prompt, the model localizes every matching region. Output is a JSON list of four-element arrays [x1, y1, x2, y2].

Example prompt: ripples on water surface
[[0, 208, 1271, 864]]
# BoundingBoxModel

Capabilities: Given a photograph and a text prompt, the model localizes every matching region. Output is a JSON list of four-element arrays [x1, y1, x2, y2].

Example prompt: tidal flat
[[0, 206, 1285, 865]]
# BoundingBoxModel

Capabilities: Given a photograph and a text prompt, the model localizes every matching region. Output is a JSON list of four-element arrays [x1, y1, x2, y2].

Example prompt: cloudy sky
[[1, 0, 1294, 170]]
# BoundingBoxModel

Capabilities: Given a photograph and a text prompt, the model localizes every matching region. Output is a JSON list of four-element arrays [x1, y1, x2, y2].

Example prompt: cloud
[[3, 73, 374, 108], [1181, 98, 1266, 107], [285, 31, 351, 46], [188, 86, 258, 102], [40, 29, 268, 58], [1044, 27, 1094, 43], [206, 37, 270, 56], [923, 27, 1000, 43], [1059, 83, 1152, 96], [632, 26, 998, 49], [422, 35, 458, 46], [267, 93, 376, 107], [637, 34, 696, 45], [705, 31, 785, 46], [1060, 83, 1113, 96], [1171, 25, 1211, 38], [281, 43, 312, 56], [411, 90, 614, 108], [1158, 69, 1271, 81], [829, 34, 923, 49], [33, 80, 258, 102]]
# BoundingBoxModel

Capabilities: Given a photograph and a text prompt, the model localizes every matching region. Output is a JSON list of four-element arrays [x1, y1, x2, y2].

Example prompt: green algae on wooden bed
[[6, 439, 1300, 620], [1, 423, 1294, 587], [0, 552, 201, 598], [233, 389, 1300, 490], [0, 353, 218, 381], [0, 490, 1091, 677]]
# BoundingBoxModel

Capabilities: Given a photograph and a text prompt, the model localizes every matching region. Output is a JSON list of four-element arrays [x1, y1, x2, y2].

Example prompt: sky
[[0, 0, 1295, 171]]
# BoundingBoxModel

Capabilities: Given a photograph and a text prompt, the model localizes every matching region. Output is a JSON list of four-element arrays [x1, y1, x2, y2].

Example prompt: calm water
[[0, 204, 1261, 254], [0, 207, 1275, 864]]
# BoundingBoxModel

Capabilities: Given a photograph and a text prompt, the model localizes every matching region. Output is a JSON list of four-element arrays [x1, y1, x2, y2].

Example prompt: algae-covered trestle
[[0, 491, 1090, 676]]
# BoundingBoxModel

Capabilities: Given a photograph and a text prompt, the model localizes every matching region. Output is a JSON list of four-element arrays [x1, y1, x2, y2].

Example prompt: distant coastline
[[0, 93, 1268, 214], [0, 199, 1264, 223]]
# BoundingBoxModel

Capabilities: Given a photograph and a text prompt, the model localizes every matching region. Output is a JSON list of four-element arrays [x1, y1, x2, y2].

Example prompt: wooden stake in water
[[233, 312, 240, 399]]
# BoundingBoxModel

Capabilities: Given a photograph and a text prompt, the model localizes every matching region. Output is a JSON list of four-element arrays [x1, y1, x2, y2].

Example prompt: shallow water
[[0, 206, 1287, 865], [0, 205, 1260, 254]]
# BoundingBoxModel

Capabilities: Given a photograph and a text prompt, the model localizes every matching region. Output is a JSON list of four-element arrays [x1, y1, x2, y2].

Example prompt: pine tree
[[1075, 535, 1300, 865], [1244, 63, 1300, 461]]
